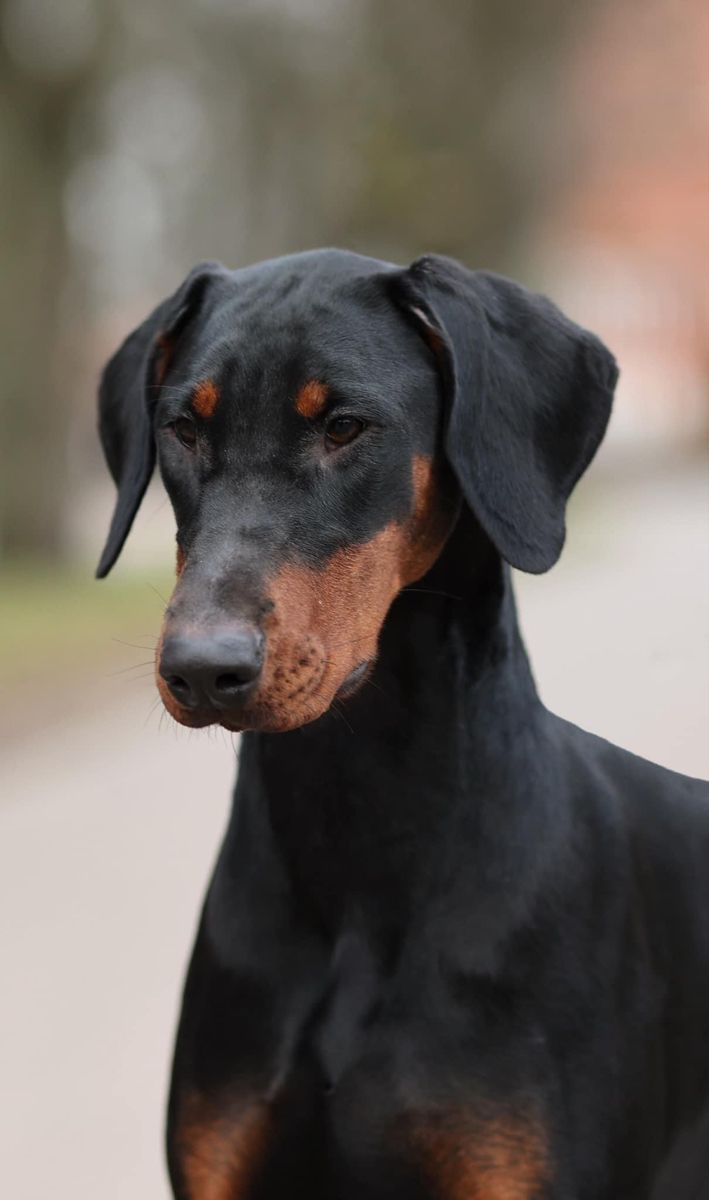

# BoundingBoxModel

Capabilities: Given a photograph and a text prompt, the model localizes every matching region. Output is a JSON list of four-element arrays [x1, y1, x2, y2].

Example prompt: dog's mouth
[[223, 657, 371, 732], [335, 659, 372, 700], [156, 639, 373, 735]]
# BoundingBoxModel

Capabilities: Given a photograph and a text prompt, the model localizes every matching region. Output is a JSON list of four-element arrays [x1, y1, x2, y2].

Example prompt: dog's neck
[[237, 510, 564, 965]]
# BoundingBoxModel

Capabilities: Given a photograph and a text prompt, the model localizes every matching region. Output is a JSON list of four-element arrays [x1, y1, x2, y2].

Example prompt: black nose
[[159, 627, 264, 710]]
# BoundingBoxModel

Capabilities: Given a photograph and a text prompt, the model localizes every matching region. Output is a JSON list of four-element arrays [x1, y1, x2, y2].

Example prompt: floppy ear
[[96, 262, 224, 578], [391, 255, 618, 573]]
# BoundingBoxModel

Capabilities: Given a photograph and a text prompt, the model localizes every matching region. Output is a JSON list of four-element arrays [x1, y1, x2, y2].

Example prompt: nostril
[[162, 669, 200, 708], [215, 667, 260, 693], [167, 674, 191, 698]]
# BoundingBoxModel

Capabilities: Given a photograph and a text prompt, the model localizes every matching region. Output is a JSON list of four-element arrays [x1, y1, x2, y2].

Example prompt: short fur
[[97, 249, 709, 1199]]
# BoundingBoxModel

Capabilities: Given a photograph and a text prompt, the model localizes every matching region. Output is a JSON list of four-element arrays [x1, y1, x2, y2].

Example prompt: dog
[[96, 251, 709, 1198]]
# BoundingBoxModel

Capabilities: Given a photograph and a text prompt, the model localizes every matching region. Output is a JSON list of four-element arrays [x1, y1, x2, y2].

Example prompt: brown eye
[[324, 415, 365, 450], [174, 417, 197, 450]]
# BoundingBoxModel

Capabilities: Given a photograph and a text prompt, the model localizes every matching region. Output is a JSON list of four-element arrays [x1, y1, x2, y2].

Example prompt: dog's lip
[[165, 662, 371, 733], [170, 707, 216, 729], [335, 659, 371, 700], [219, 718, 246, 733]]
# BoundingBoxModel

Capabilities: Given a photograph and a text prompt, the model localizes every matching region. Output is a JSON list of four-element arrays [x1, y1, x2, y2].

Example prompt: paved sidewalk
[[1, 460, 707, 1199], [0, 704, 235, 1200]]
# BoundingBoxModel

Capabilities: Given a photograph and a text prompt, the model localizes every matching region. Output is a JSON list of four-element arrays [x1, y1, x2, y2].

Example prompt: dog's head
[[97, 250, 617, 732]]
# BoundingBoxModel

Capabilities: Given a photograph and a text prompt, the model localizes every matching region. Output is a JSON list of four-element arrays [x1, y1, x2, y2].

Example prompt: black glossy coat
[[96, 250, 709, 1199]]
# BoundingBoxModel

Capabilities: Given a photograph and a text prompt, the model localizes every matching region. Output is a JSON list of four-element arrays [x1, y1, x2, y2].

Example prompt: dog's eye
[[324, 415, 365, 450], [173, 417, 197, 450]]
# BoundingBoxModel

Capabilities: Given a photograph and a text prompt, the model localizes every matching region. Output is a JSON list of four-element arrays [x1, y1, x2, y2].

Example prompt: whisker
[[399, 586, 464, 602], [145, 495, 170, 518], [109, 660, 155, 677], [362, 676, 390, 701], [144, 695, 162, 727], [331, 700, 355, 735], [112, 636, 158, 650], [146, 376, 198, 394], [325, 631, 381, 652], [147, 582, 169, 606]]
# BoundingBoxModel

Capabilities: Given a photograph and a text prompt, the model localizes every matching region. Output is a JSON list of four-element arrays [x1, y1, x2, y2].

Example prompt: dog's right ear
[[96, 262, 224, 578]]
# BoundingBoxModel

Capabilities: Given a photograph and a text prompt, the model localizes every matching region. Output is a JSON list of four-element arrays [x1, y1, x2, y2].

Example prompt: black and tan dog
[[96, 251, 709, 1199]]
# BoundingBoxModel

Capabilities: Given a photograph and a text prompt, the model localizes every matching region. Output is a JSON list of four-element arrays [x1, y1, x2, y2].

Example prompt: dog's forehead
[[188, 251, 432, 410]]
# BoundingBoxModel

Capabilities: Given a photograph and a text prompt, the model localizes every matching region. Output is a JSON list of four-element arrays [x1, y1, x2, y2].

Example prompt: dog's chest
[[172, 930, 556, 1199]]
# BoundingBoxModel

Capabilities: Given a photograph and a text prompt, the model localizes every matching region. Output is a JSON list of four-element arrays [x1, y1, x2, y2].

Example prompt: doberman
[[96, 251, 709, 1199]]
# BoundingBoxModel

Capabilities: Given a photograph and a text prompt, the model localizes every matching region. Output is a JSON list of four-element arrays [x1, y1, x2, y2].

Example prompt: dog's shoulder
[[555, 714, 709, 832], [555, 716, 709, 963]]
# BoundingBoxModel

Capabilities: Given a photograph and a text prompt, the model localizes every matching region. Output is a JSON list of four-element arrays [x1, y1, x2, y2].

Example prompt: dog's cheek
[[246, 627, 328, 731], [257, 461, 454, 719], [269, 529, 404, 693], [400, 455, 458, 586]]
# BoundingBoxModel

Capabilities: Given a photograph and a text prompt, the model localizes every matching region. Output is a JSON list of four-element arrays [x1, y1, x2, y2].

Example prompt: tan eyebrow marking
[[192, 380, 220, 419], [295, 379, 329, 419]]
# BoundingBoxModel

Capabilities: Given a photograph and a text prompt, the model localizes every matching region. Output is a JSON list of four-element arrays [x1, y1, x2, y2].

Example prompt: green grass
[[0, 562, 175, 686]]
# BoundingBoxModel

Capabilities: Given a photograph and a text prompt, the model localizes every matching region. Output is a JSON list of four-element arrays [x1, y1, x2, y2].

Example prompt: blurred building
[[532, 0, 709, 453], [2, 0, 708, 564]]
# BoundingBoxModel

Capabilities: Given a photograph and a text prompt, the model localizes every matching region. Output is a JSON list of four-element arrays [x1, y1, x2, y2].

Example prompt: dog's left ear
[[96, 262, 224, 578], [391, 255, 618, 573]]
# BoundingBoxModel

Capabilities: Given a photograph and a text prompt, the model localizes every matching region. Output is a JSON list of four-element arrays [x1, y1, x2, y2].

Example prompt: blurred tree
[[0, 0, 581, 562], [0, 1, 97, 560], [180, 0, 577, 271], [340, 0, 576, 268]]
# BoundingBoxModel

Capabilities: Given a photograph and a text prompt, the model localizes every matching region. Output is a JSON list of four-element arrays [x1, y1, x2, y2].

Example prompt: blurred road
[[0, 703, 235, 1200], [1, 458, 707, 1200]]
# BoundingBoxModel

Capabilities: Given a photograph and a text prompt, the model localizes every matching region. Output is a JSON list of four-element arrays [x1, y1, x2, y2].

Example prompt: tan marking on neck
[[295, 379, 329, 419], [192, 380, 220, 419]]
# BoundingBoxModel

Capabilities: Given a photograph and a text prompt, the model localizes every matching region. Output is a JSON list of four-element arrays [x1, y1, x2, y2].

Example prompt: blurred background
[[1, 1, 707, 1197]]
